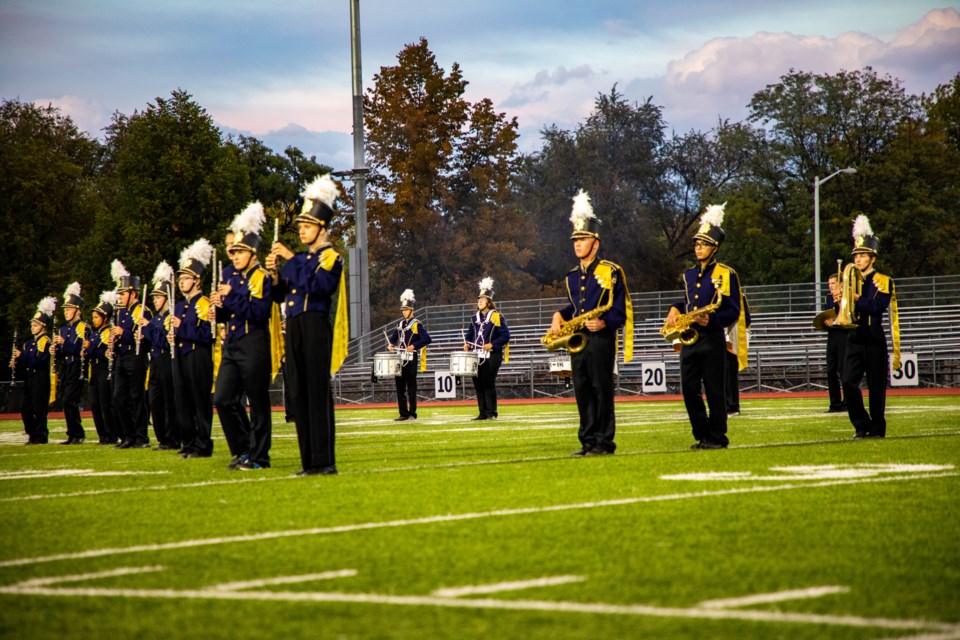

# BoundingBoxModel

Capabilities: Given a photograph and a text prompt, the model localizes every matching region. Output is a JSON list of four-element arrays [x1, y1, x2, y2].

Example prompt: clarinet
[[135, 282, 147, 355], [168, 283, 176, 361], [210, 254, 218, 339], [51, 315, 60, 378], [107, 320, 116, 381], [79, 321, 87, 382]]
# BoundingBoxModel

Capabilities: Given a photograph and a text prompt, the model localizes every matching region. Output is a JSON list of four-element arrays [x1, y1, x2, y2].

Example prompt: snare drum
[[374, 352, 402, 378], [549, 355, 572, 378], [450, 351, 479, 377]]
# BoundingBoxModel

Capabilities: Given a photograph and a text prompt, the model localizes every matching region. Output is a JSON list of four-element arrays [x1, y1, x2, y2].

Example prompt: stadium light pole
[[336, 0, 371, 364], [814, 167, 856, 310]]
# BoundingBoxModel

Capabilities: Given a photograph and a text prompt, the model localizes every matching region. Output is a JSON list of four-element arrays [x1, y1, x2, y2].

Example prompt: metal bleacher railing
[[333, 274, 960, 403]]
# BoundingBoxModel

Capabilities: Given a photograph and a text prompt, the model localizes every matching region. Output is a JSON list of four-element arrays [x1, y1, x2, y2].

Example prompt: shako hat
[[32, 296, 56, 327], [229, 201, 266, 252], [569, 189, 601, 240], [111, 260, 141, 293], [478, 277, 495, 300], [400, 289, 416, 310], [151, 261, 175, 297], [297, 174, 340, 226], [94, 290, 119, 320], [62, 282, 84, 309], [851, 214, 879, 255], [178, 239, 214, 279], [694, 203, 727, 247]]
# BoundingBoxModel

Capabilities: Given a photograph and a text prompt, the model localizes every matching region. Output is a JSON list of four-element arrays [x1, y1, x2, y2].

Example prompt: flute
[[107, 319, 116, 380], [79, 322, 87, 382], [210, 253, 218, 339], [135, 281, 147, 356], [168, 282, 176, 360]]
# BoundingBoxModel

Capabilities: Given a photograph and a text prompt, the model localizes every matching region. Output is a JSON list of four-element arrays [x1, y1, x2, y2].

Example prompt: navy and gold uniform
[[842, 215, 900, 439], [173, 291, 214, 456], [113, 294, 152, 448], [57, 286, 89, 444], [669, 203, 747, 449], [465, 287, 510, 421], [143, 271, 179, 450], [214, 262, 274, 468], [15, 327, 52, 445], [823, 290, 847, 412], [273, 242, 345, 473], [86, 295, 117, 444], [390, 290, 432, 421]]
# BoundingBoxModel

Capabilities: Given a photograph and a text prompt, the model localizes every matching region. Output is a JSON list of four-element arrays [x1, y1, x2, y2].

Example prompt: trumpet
[[660, 286, 722, 347], [542, 294, 613, 353]]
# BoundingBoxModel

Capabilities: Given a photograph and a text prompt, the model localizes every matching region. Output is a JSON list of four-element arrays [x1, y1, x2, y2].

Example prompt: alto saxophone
[[660, 284, 722, 347], [542, 292, 614, 353]]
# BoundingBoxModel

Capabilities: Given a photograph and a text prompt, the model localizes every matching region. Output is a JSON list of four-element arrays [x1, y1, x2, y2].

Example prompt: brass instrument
[[542, 292, 614, 354], [659, 284, 722, 347], [10, 329, 17, 382], [833, 261, 862, 329]]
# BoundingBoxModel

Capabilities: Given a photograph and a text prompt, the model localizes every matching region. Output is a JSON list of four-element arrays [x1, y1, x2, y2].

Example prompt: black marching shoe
[[571, 447, 591, 457], [471, 415, 487, 421], [690, 442, 703, 450], [116, 440, 134, 449], [394, 416, 409, 422], [853, 431, 868, 439], [699, 442, 728, 450], [585, 447, 613, 456]]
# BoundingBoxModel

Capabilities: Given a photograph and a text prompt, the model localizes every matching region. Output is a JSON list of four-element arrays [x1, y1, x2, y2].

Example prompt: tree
[[363, 38, 533, 327], [0, 99, 103, 347]]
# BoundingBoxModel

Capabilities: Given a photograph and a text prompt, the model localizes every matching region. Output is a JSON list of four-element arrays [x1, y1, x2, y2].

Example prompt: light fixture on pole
[[814, 167, 856, 309]]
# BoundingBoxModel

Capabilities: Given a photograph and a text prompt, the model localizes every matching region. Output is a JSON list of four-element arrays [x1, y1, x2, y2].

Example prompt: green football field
[[1, 394, 958, 640]]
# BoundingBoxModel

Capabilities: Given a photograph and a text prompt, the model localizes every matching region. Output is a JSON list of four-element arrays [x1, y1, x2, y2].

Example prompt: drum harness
[[471, 310, 496, 365]]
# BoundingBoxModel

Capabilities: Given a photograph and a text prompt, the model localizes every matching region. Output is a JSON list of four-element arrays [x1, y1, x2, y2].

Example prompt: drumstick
[[383, 328, 392, 347]]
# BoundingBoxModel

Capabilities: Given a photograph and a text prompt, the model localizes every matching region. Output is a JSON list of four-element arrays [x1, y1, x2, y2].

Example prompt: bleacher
[[331, 275, 960, 403]]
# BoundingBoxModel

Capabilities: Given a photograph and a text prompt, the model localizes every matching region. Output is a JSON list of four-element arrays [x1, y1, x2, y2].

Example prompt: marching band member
[[55, 282, 88, 444], [11, 297, 55, 445], [87, 291, 119, 444], [823, 272, 848, 413], [267, 174, 349, 476], [388, 289, 432, 422], [212, 202, 276, 471], [843, 215, 900, 439], [141, 261, 180, 450], [110, 260, 152, 449], [464, 277, 510, 421], [172, 239, 215, 458], [548, 190, 633, 456], [664, 203, 746, 450]]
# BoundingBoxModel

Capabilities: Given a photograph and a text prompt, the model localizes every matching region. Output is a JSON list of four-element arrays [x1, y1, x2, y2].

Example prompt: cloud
[[636, 8, 960, 133], [604, 19, 638, 39], [33, 95, 111, 137], [502, 65, 599, 108]]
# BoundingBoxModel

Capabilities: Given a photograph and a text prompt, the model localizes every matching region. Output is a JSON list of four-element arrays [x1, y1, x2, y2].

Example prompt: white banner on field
[[890, 352, 918, 387]]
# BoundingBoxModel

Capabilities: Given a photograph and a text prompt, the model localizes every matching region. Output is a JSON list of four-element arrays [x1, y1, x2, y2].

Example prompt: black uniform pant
[[287, 312, 335, 471], [61, 360, 85, 439], [395, 356, 419, 418], [826, 329, 848, 410], [214, 330, 272, 466], [680, 331, 729, 446], [89, 365, 117, 443], [149, 356, 179, 447], [724, 350, 740, 413], [842, 334, 888, 436], [21, 373, 50, 443], [472, 351, 503, 418], [571, 329, 616, 453], [113, 350, 149, 444], [174, 347, 213, 456]]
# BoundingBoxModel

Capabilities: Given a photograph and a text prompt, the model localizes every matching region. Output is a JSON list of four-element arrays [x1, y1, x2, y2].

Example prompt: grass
[[1, 394, 958, 639]]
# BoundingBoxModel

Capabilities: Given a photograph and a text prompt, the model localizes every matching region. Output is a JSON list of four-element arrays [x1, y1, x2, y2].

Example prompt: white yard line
[[432, 575, 584, 598], [0, 469, 168, 480], [699, 585, 850, 609], [1, 470, 956, 569], [14, 566, 165, 588], [0, 582, 956, 633], [210, 569, 357, 591]]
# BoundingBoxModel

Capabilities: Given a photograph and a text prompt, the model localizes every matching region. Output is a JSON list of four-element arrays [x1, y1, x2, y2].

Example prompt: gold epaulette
[[319, 247, 341, 272], [195, 296, 211, 320], [76, 321, 87, 339], [491, 311, 502, 327], [873, 272, 892, 294], [713, 263, 738, 297], [248, 267, 266, 299]]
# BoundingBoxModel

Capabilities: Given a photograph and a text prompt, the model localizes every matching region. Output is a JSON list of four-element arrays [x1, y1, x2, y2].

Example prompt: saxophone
[[542, 292, 614, 353], [660, 284, 722, 347]]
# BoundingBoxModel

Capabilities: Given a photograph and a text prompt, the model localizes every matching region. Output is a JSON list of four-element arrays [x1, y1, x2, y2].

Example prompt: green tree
[[0, 99, 103, 347]]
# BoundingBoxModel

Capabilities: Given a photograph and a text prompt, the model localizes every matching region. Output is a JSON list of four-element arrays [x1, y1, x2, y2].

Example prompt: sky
[[2, 0, 958, 170]]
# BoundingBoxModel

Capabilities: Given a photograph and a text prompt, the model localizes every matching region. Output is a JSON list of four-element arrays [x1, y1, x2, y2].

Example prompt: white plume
[[152, 261, 175, 286], [98, 290, 119, 308], [478, 277, 494, 293], [852, 214, 873, 240], [111, 259, 129, 282], [230, 201, 266, 237], [569, 189, 596, 224], [301, 173, 341, 208], [700, 202, 726, 228], [400, 289, 416, 306], [179, 238, 214, 270], [37, 296, 56, 318], [63, 281, 81, 299]]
